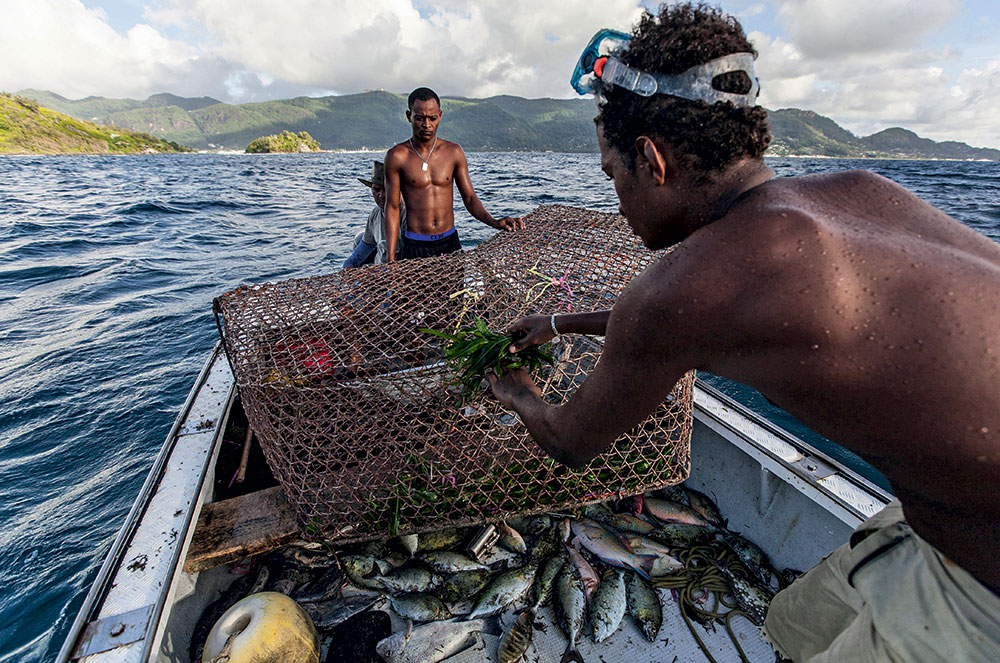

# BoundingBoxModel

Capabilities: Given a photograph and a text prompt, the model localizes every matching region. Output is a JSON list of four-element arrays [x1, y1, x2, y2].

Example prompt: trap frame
[[214, 205, 693, 542]]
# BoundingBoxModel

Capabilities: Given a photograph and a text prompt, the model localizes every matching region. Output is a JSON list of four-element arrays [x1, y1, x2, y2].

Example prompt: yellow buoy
[[202, 592, 320, 663]]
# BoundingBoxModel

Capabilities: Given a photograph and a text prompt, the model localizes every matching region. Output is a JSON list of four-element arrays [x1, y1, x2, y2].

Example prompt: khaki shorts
[[763, 500, 1000, 662]]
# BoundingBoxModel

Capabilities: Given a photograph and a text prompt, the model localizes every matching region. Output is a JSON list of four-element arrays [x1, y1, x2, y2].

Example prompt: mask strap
[[600, 53, 759, 107]]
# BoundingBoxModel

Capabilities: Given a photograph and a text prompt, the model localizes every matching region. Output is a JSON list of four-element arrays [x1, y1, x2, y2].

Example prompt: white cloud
[[773, 0, 962, 58], [0, 0, 204, 99], [166, 0, 645, 99], [1, 0, 644, 101], [748, 2, 1000, 149], [2, 0, 999, 149]]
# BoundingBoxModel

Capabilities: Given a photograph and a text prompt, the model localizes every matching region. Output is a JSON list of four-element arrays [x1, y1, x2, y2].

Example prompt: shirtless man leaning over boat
[[383, 87, 522, 262], [488, 5, 1000, 661]]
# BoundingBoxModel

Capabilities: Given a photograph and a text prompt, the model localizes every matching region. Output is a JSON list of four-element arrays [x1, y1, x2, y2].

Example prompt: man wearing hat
[[343, 160, 405, 268]]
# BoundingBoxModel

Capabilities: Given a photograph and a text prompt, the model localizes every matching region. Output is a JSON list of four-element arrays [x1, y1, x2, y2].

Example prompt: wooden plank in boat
[[183, 486, 300, 572]]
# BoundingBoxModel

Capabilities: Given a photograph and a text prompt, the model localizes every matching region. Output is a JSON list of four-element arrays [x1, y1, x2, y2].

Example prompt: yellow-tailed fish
[[626, 572, 662, 642], [468, 565, 536, 619], [555, 564, 587, 663], [590, 568, 627, 643]]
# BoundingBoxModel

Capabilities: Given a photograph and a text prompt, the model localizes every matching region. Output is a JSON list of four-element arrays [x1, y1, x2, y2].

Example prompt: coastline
[[0, 150, 995, 161]]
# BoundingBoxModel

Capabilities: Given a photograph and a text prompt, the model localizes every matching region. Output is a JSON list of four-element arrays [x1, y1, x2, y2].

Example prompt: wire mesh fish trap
[[214, 205, 693, 543]]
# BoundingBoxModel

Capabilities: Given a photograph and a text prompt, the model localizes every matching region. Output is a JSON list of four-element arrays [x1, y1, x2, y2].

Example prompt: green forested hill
[[0, 93, 192, 154], [766, 109, 1000, 159], [13, 88, 1000, 159], [16, 89, 599, 152]]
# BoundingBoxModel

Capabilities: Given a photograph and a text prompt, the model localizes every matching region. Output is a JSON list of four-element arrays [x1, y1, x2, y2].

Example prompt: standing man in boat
[[383, 87, 522, 261], [488, 4, 1000, 661]]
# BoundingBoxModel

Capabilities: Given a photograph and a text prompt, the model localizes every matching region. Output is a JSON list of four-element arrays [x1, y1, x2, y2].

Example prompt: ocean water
[[0, 152, 997, 661]]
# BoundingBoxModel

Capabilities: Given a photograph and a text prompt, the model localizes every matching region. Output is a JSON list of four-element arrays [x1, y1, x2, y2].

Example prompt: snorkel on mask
[[570, 28, 760, 107]]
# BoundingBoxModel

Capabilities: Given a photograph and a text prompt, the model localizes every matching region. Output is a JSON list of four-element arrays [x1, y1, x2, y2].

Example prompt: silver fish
[[498, 522, 528, 555], [437, 569, 492, 604], [340, 554, 393, 591], [468, 565, 536, 619], [389, 593, 450, 622], [375, 618, 496, 663], [626, 572, 662, 642], [709, 559, 774, 626], [590, 568, 627, 643], [555, 564, 587, 663], [418, 551, 488, 574], [497, 610, 534, 663], [530, 555, 565, 613], [375, 567, 443, 594]]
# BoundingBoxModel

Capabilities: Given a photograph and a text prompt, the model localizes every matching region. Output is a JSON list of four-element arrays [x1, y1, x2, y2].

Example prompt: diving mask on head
[[570, 28, 760, 107]]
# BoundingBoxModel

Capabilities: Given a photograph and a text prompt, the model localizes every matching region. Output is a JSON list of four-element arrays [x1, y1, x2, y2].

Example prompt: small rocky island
[[245, 130, 321, 153]]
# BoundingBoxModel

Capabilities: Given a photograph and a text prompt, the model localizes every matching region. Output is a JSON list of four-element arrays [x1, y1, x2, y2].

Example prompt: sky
[[2, 0, 1000, 149]]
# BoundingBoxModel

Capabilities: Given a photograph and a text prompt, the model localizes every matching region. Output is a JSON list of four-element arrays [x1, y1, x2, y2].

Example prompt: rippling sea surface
[[0, 153, 997, 661]]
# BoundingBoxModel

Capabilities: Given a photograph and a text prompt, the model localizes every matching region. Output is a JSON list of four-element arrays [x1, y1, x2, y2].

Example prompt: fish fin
[[560, 647, 586, 663], [616, 534, 636, 554], [630, 556, 657, 581]]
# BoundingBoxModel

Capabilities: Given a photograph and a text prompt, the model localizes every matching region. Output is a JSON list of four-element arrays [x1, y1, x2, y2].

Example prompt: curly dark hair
[[408, 87, 440, 110], [597, 2, 770, 175]]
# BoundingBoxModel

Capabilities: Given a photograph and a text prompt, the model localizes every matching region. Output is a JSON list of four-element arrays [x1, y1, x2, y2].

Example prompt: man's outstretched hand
[[493, 216, 524, 231]]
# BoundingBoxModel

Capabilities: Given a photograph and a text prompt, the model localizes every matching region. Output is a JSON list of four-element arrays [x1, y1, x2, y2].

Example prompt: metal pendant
[[422, 162, 428, 171]]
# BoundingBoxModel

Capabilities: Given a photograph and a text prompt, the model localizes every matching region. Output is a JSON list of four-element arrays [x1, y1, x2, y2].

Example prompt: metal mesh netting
[[214, 205, 693, 543]]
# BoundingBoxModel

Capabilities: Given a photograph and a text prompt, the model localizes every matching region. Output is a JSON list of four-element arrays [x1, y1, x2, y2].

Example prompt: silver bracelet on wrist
[[550, 314, 559, 337]]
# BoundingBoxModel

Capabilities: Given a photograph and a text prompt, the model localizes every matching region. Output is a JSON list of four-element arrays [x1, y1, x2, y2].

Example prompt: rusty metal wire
[[214, 205, 693, 543]]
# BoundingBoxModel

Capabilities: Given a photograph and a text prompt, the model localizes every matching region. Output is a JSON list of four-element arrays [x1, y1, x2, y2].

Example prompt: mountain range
[[15, 88, 1000, 160]]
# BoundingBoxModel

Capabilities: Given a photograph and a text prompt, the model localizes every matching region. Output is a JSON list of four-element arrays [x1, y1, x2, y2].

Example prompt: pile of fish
[[191, 483, 785, 663]]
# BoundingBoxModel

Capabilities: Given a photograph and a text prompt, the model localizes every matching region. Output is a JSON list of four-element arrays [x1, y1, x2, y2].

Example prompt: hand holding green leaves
[[421, 316, 554, 400]]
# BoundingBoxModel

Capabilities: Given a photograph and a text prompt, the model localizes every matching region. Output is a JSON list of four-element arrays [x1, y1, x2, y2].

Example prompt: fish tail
[[560, 647, 586, 663]]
